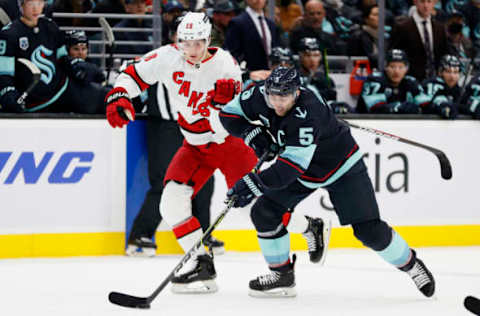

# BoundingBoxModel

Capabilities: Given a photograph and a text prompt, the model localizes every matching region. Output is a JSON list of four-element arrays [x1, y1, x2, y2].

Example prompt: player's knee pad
[[250, 196, 287, 237], [160, 181, 194, 227], [352, 219, 392, 251]]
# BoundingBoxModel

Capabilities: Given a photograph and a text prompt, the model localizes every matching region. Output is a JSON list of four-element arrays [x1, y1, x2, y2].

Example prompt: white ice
[[1, 247, 479, 316]]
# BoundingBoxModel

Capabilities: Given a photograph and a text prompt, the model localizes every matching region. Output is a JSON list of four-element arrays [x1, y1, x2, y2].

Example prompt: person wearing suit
[[390, 0, 449, 82], [223, 0, 281, 71]]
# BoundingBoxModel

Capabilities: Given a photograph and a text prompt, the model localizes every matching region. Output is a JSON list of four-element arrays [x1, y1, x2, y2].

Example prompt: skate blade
[[171, 280, 218, 294], [125, 246, 156, 258], [319, 219, 332, 266], [248, 286, 297, 298]]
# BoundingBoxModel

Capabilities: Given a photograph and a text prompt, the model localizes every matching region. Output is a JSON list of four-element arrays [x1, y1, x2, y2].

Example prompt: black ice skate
[[203, 235, 225, 255], [171, 253, 218, 294], [400, 250, 435, 297], [249, 254, 297, 298], [125, 237, 157, 257], [302, 216, 331, 264]]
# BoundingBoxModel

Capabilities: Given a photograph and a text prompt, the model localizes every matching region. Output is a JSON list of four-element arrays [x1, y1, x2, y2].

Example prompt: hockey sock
[[173, 216, 207, 255], [257, 233, 291, 270], [376, 230, 412, 267]]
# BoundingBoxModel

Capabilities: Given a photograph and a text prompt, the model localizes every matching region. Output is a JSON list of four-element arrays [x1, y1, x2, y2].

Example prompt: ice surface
[[1, 247, 479, 316]]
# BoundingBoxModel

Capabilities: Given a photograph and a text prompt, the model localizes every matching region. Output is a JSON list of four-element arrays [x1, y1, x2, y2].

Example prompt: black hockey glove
[[438, 102, 458, 119], [227, 172, 265, 208], [330, 101, 353, 114], [0, 87, 26, 113], [388, 101, 419, 114], [241, 126, 279, 162], [66, 58, 101, 84]]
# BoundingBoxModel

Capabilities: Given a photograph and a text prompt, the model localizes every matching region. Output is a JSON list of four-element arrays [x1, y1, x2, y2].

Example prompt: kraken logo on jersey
[[31, 45, 55, 85]]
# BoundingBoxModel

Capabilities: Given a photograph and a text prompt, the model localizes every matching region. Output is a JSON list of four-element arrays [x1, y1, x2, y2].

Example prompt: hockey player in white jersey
[[105, 12, 258, 294]]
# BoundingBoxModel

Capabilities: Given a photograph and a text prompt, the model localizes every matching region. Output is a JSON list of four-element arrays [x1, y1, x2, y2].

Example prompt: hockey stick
[[0, 7, 11, 26], [108, 151, 270, 309], [343, 119, 452, 180], [16, 58, 41, 107], [465, 296, 480, 315], [98, 17, 115, 84]]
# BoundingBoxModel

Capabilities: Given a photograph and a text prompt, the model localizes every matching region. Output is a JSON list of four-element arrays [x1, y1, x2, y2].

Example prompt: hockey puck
[[465, 296, 480, 315]]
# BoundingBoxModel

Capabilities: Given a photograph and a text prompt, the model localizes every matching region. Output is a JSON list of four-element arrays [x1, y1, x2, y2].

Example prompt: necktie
[[422, 20, 435, 78], [258, 16, 268, 55]]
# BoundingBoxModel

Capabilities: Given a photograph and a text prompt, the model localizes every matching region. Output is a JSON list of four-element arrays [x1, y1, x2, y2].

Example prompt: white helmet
[[177, 12, 212, 42]]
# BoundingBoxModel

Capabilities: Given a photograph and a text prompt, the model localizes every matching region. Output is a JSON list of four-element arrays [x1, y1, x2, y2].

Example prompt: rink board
[[0, 119, 479, 258]]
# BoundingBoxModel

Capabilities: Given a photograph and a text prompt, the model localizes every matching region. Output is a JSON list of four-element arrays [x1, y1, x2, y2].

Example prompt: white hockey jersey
[[115, 45, 242, 145]]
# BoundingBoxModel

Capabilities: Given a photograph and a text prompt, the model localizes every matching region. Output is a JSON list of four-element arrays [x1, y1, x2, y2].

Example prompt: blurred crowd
[[0, 0, 479, 118]]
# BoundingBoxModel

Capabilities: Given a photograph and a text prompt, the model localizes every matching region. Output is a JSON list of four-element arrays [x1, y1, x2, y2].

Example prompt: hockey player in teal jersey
[[460, 75, 480, 119], [357, 49, 430, 114], [219, 66, 436, 298], [422, 54, 462, 119], [0, 0, 107, 113]]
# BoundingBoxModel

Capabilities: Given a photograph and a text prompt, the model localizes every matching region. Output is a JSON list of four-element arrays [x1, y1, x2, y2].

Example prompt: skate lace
[[257, 271, 281, 285], [303, 231, 317, 252], [407, 261, 430, 288]]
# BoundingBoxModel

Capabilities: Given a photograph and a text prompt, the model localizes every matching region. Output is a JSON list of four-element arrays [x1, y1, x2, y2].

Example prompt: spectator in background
[[289, 0, 346, 55], [322, 0, 361, 39], [65, 30, 106, 84], [210, 0, 236, 47], [278, 0, 302, 33], [298, 37, 353, 113], [0, 0, 107, 113], [422, 54, 461, 119], [390, 0, 449, 82], [113, 0, 153, 56], [224, 0, 281, 71], [460, 74, 480, 119], [161, 0, 185, 45], [445, 12, 474, 58], [459, 0, 480, 51], [89, 0, 126, 28], [357, 49, 429, 113], [348, 4, 387, 69], [52, 0, 92, 27]]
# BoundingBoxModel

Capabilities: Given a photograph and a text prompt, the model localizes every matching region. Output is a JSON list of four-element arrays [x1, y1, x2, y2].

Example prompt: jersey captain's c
[[220, 83, 360, 190], [115, 45, 242, 145]]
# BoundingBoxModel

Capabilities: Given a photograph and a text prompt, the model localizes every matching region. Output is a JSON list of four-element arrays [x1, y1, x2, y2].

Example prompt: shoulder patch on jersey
[[294, 107, 307, 119], [19, 37, 29, 51], [372, 71, 382, 77]]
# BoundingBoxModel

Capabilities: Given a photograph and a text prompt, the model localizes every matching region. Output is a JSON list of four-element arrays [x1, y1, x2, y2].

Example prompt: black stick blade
[[465, 296, 480, 315], [436, 152, 452, 180], [108, 291, 151, 309]]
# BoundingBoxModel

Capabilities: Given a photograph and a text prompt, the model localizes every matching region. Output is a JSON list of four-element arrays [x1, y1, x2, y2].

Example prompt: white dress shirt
[[245, 6, 272, 55], [412, 10, 434, 57]]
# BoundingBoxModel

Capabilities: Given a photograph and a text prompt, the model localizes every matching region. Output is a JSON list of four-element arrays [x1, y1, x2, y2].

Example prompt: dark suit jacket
[[223, 11, 281, 71], [390, 17, 449, 81]]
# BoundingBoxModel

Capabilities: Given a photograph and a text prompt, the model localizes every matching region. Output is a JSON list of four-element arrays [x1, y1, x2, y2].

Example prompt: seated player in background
[[0, 0, 107, 113], [357, 49, 429, 114], [422, 54, 462, 119], [297, 37, 353, 114], [65, 30, 106, 85], [243, 46, 295, 87], [220, 66, 436, 298], [460, 74, 480, 119]]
